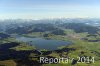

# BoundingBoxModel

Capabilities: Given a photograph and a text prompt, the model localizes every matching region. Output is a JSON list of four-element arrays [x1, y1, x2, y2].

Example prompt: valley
[[0, 18, 100, 66]]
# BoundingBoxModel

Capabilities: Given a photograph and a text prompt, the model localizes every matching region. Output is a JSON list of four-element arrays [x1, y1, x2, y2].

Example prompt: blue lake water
[[16, 36, 72, 50]]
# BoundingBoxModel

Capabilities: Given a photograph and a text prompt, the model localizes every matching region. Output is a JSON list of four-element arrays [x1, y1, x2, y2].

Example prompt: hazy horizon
[[0, 0, 100, 19]]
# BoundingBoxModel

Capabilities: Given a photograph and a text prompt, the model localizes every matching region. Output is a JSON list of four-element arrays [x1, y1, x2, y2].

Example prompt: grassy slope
[[0, 29, 100, 66], [43, 40, 100, 66], [0, 60, 16, 66]]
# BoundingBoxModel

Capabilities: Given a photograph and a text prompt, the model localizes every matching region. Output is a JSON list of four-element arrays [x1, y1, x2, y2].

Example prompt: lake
[[16, 36, 72, 50]]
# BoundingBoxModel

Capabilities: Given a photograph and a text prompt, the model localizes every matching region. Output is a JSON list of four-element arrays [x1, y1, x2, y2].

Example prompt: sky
[[0, 0, 100, 19]]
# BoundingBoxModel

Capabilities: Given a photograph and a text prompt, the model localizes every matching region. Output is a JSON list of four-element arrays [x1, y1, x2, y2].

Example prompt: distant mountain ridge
[[0, 18, 100, 35]]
